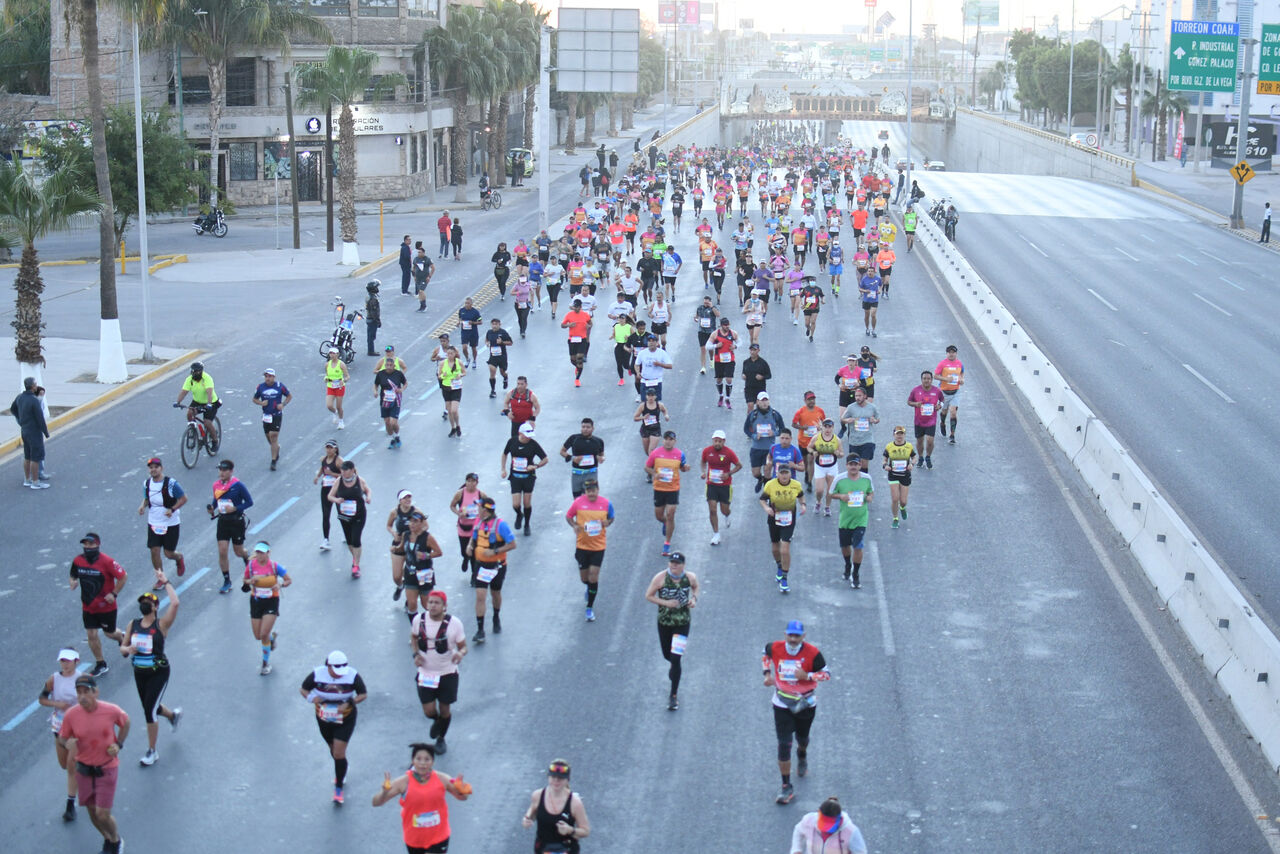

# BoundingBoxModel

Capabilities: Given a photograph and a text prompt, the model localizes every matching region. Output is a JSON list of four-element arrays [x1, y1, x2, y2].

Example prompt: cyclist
[[175, 362, 220, 447]]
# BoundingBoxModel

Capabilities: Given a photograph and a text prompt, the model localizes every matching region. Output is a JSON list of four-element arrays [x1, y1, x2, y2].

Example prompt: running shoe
[[585, 607, 596, 622], [333, 785, 344, 805], [259, 662, 272, 676], [270, 459, 277, 471], [152, 579, 166, 591], [320, 538, 331, 551], [175, 554, 186, 577], [710, 532, 721, 546], [574, 379, 581, 387], [662, 542, 671, 557], [139, 749, 158, 767], [473, 629, 486, 644], [169, 707, 182, 732], [900, 507, 908, 520], [949, 436, 956, 445], [393, 584, 403, 602], [337, 419, 344, 429], [90, 662, 109, 677], [492, 614, 502, 634], [779, 574, 790, 593], [925, 456, 932, 469], [668, 694, 679, 711], [797, 755, 808, 777], [700, 367, 706, 374], [62, 798, 75, 823], [725, 399, 732, 410], [891, 518, 900, 529], [219, 579, 233, 594], [776, 783, 795, 804], [618, 378, 625, 386], [351, 565, 361, 579], [823, 506, 831, 517], [434, 736, 447, 755]]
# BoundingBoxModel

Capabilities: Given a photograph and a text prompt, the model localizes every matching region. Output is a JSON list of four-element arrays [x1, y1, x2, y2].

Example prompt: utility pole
[[283, 69, 301, 250], [423, 41, 436, 205], [970, 19, 980, 107], [1066, 0, 1076, 133], [326, 103, 335, 252], [1231, 26, 1257, 229], [537, 25, 551, 234], [131, 19, 153, 361], [1095, 20, 1104, 145], [1136, 9, 1148, 158], [906, 0, 913, 202], [1151, 69, 1160, 162]]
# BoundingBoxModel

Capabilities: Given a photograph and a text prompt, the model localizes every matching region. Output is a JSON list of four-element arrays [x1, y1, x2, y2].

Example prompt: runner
[[437, 346, 465, 438], [315, 440, 344, 551], [789, 797, 867, 854], [38, 649, 83, 821], [694, 295, 719, 373], [324, 347, 350, 429], [935, 345, 965, 444], [827, 237, 844, 296], [705, 318, 739, 408], [840, 387, 880, 470], [564, 478, 615, 621], [241, 541, 291, 675], [251, 368, 292, 471], [120, 576, 182, 766], [791, 392, 827, 491], [809, 421, 843, 515], [138, 458, 186, 585], [401, 511, 442, 625], [484, 318, 514, 398], [882, 426, 918, 529], [387, 489, 420, 601], [646, 291, 671, 348], [762, 620, 829, 804], [69, 533, 127, 676], [543, 255, 565, 319], [660, 244, 682, 302], [209, 460, 252, 594], [328, 460, 371, 578], [501, 376, 541, 440], [633, 334, 673, 399], [744, 392, 787, 492], [457, 297, 482, 367], [907, 371, 945, 469], [502, 423, 549, 536], [643, 553, 699, 711], [371, 742, 471, 852], [902, 203, 917, 252], [760, 466, 806, 593], [701, 429, 743, 546], [429, 334, 452, 421], [375, 350, 408, 447], [858, 267, 881, 337], [611, 311, 636, 386], [521, 759, 592, 852], [799, 276, 825, 342], [561, 298, 593, 388], [59, 674, 129, 854], [561, 419, 605, 498], [633, 388, 668, 466], [830, 457, 874, 587], [410, 590, 467, 754], [466, 498, 517, 644], [299, 651, 368, 804], [645, 430, 690, 557]]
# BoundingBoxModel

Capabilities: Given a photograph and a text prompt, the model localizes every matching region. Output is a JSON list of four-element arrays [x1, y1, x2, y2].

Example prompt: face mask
[[139, 601, 154, 616], [82, 548, 99, 562], [785, 641, 803, 655]]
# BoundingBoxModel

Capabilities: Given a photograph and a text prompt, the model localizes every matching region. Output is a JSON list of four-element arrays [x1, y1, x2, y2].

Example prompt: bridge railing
[[960, 108, 1136, 171]]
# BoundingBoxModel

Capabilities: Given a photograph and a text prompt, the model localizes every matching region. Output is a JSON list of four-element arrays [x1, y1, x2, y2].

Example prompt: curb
[[1134, 178, 1225, 221], [0, 348, 203, 459], [350, 249, 400, 279], [148, 254, 188, 274]]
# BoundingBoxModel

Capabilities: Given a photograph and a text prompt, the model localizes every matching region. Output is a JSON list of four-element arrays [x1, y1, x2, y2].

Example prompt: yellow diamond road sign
[[1232, 160, 1255, 185]]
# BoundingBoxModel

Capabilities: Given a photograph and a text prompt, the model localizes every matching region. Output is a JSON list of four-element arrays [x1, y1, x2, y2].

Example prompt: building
[[43, 0, 455, 206]]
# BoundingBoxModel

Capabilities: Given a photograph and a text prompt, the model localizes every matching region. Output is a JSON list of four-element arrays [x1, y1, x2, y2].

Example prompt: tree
[[0, 0, 51, 95], [419, 4, 501, 202], [1111, 43, 1137, 146], [1141, 73, 1187, 160], [563, 91, 578, 152], [484, 1, 542, 186], [979, 62, 1006, 110], [295, 46, 406, 265], [0, 159, 101, 381], [154, 0, 329, 209], [40, 106, 205, 245]]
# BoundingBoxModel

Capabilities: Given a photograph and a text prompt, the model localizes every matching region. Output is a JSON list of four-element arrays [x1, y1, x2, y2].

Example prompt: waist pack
[[76, 761, 105, 778]]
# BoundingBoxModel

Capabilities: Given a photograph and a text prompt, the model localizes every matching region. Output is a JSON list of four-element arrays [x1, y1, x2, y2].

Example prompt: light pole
[[1066, 0, 1076, 134], [131, 18, 153, 361], [537, 24, 551, 234], [1230, 27, 1258, 229]]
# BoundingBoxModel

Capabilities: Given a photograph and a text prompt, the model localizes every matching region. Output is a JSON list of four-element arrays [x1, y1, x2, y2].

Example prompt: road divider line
[[1193, 293, 1232, 317], [1140, 233, 1156, 242], [346, 441, 370, 459], [1086, 288, 1118, 311], [1220, 276, 1245, 291], [1018, 233, 1048, 257], [249, 497, 300, 535], [1177, 253, 1199, 266], [1182, 363, 1236, 404], [1115, 247, 1139, 261], [159, 565, 212, 610], [867, 541, 895, 657], [418, 385, 439, 401], [1199, 249, 1227, 265]]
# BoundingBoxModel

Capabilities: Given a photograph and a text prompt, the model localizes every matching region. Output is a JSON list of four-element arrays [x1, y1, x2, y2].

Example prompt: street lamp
[[131, 15, 153, 361]]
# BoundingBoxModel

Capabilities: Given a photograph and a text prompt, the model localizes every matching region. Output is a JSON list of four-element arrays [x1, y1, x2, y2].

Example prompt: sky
[[549, 0, 1146, 41]]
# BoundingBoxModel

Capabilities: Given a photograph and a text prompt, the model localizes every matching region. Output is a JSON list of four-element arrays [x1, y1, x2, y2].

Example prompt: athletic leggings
[[614, 343, 631, 380], [133, 665, 170, 724], [495, 269, 510, 297], [338, 511, 366, 548], [457, 533, 475, 574], [773, 704, 816, 761], [320, 486, 334, 539], [657, 622, 688, 695]]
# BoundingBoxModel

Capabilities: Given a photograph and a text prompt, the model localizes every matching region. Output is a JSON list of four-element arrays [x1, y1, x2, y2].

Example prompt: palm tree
[[563, 91, 579, 152], [154, 0, 329, 209], [1141, 73, 1188, 161], [419, 4, 501, 202], [0, 159, 101, 381], [515, 3, 549, 149], [581, 91, 604, 145], [296, 46, 406, 265]]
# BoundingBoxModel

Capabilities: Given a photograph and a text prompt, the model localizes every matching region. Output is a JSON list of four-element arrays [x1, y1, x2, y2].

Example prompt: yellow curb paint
[[350, 249, 400, 279]]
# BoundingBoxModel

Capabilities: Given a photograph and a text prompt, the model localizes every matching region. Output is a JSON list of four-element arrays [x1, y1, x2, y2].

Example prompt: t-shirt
[[563, 310, 591, 341], [563, 434, 605, 471], [181, 373, 217, 404], [144, 476, 185, 529], [70, 554, 126, 614], [411, 613, 467, 677], [791, 407, 826, 447], [376, 369, 408, 400], [768, 443, 804, 472], [457, 307, 482, 332], [646, 447, 687, 491], [831, 476, 873, 528], [762, 478, 804, 515], [842, 401, 879, 445], [60, 701, 129, 768], [858, 275, 881, 302], [634, 348, 670, 384], [909, 385, 946, 426], [565, 495, 614, 550], [701, 446, 740, 485], [884, 441, 916, 474], [936, 358, 964, 392], [503, 438, 546, 477], [253, 381, 290, 414], [484, 328, 512, 358]]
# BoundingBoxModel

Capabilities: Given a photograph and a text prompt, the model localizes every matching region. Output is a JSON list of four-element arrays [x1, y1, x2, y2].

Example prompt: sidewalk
[[2, 337, 195, 450]]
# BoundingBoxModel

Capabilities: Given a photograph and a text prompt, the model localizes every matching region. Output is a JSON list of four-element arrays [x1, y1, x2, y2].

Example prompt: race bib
[[755, 423, 773, 438], [670, 634, 688, 656], [804, 426, 817, 437], [461, 321, 473, 330], [577, 455, 596, 468], [150, 524, 167, 535], [319, 703, 344, 723], [489, 346, 503, 357], [262, 413, 275, 423], [416, 567, 434, 586], [516, 301, 529, 309], [778, 660, 799, 682], [416, 671, 441, 689], [718, 351, 732, 363], [339, 499, 358, 517], [775, 510, 793, 526], [412, 811, 442, 830], [570, 336, 583, 343], [842, 377, 857, 389], [657, 468, 674, 483], [699, 316, 711, 328], [891, 459, 908, 473], [583, 519, 603, 536], [253, 586, 275, 599], [134, 634, 153, 655], [477, 567, 499, 583], [920, 403, 935, 417], [322, 475, 337, 487], [848, 491, 865, 507], [860, 368, 872, 379], [817, 454, 835, 467], [643, 415, 658, 426], [217, 499, 235, 515], [511, 458, 529, 473], [327, 379, 342, 389], [855, 418, 870, 432], [383, 389, 397, 403], [465, 506, 479, 519], [708, 469, 725, 484]]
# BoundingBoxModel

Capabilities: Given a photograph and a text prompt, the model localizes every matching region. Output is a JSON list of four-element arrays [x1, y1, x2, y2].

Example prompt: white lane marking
[[1199, 249, 1227, 265], [920, 257, 1278, 852], [1193, 293, 1232, 317], [1086, 288, 1118, 311], [1177, 253, 1199, 266], [1220, 276, 1245, 291], [1115, 247, 1139, 261], [1183, 363, 1236, 403], [1107, 338, 1128, 348], [1018, 233, 1049, 257], [1140, 233, 1156, 242], [867, 541, 895, 656]]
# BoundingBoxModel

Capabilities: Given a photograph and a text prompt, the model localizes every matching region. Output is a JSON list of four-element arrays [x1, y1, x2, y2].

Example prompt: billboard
[[557, 7, 640, 93], [963, 0, 998, 26], [1206, 120, 1275, 171]]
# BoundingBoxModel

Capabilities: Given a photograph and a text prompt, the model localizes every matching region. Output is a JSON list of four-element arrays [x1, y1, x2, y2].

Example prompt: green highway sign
[[1260, 24, 1280, 94], [1168, 19, 1239, 92]]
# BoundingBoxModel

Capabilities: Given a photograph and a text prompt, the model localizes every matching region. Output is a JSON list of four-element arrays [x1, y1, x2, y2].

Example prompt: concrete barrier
[[1044, 387, 1091, 459]]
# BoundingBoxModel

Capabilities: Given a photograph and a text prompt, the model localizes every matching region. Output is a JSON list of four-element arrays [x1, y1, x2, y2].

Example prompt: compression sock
[[716, 381, 724, 398], [476, 615, 485, 632], [514, 508, 524, 527], [489, 377, 496, 393], [782, 773, 791, 785], [334, 758, 348, 787], [949, 418, 957, 437], [261, 642, 271, 663], [492, 607, 500, 621], [843, 555, 852, 573], [575, 363, 583, 379], [587, 584, 598, 607], [406, 609, 418, 624], [437, 713, 452, 737], [853, 562, 861, 585]]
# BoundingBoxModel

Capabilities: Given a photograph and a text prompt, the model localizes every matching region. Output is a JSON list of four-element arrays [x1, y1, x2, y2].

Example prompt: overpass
[[721, 75, 949, 126]]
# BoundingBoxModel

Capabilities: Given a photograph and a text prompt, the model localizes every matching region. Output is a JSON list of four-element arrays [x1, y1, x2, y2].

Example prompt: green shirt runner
[[831, 475, 874, 529]]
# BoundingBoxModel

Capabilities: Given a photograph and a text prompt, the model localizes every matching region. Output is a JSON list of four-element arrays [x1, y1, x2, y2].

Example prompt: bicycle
[[175, 402, 222, 469], [480, 189, 503, 211], [319, 297, 361, 364]]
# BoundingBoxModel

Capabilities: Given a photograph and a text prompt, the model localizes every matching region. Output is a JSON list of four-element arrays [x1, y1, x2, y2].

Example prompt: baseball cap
[[263, 368, 276, 376], [946, 344, 958, 352], [426, 590, 447, 605], [861, 345, 871, 353], [79, 532, 100, 545], [786, 619, 805, 635], [397, 489, 413, 501], [711, 429, 727, 440], [757, 391, 770, 401], [582, 478, 599, 489], [668, 552, 687, 564], [252, 541, 271, 553], [893, 425, 907, 434], [75, 674, 98, 689], [804, 391, 816, 399], [749, 343, 760, 350], [217, 460, 234, 470], [326, 651, 350, 674], [385, 345, 395, 352], [58, 648, 80, 662], [324, 439, 339, 449], [548, 759, 572, 779], [146, 457, 162, 466], [519, 423, 536, 437], [662, 430, 677, 439]]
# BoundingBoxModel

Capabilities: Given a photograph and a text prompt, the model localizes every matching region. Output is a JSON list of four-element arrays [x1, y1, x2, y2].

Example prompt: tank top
[[325, 361, 345, 388], [810, 436, 841, 468], [400, 770, 450, 848], [455, 488, 481, 535], [319, 456, 341, 489], [439, 359, 463, 389], [393, 505, 415, 538], [128, 617, 167, 669], [656, 571, 692, 627], [334, 477, 365, 519], [48, 671, 77, 732], [247, 559, 283, 598], [640, 400, 661, 433], [535, 788, 580, 853]]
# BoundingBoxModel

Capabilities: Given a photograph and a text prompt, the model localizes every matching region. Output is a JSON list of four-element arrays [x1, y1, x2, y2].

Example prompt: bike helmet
[[366, 280, 381, 293], [190, 361, 204, 374]]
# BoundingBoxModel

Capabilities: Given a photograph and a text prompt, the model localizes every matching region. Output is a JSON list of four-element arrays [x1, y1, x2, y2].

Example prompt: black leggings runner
[[657, 623, 688, 695], [614, 343, 631, 380], [495, 269, 510, 297], [320, 486, 334, 539], [134, 665, 170, 724], [339, 511, 366, 548]]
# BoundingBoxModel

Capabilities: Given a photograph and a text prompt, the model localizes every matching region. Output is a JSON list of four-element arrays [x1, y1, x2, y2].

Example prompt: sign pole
[[538, 25, 551, 235], [1231, 32, 1256, 229]]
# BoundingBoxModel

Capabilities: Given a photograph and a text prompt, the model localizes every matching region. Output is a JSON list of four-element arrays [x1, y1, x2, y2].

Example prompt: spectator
[[436, 211, 452, 258], [11, 376, 50, 489]]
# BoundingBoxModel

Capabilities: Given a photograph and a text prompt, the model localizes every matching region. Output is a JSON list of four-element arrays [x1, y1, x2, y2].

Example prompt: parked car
[[925, 160, 947, 171], [505, 147, 535, 177], [877, 128, 891, 140], [894, 157, 916, 171], [1068, 132, 1099, 149]]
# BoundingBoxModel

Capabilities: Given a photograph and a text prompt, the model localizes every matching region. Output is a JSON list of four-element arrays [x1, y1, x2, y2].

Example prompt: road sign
[[1232, 160, 1255, 184], [1259, 24, 1280, 94], [1168, 19, 1239, 92]]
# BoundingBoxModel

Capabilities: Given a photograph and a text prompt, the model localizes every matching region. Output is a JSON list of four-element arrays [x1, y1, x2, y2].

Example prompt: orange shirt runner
[[792, 405, 827, 449]]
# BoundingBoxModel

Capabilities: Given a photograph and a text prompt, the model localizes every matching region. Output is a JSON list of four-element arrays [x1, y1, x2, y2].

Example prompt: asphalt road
[[0, 129, 1277, 853]]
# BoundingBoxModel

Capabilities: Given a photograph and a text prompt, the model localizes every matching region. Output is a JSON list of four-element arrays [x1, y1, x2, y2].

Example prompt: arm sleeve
[[352, 674, 368, 695], [301, 673, 317, 692], [606, 502, 616, 521], [811, 651, 827, 672]]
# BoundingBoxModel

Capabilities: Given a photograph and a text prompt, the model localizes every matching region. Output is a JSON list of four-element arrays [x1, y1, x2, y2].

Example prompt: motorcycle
[[319, 297, 362, 364], [193, 208, 228, 238], [929, 197, 950, 225]]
